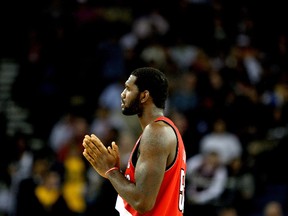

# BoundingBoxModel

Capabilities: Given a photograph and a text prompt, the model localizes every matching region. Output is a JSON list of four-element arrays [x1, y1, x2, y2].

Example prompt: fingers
[[105, 142, 120, 166], [83, 148, 96, 167], [82, 135, 119, 161], [112, 141, 119, 152], [83, 135, 120, 158], [83, 149, 107, 179], [107, 142, 118, 158], [82, 135, 100, 157], [90, 134, 108, 153], [82, 148, 91, 161], [82, 135, 121, 178], [110, 141, 120, 168], [82, 134, 107, 154]]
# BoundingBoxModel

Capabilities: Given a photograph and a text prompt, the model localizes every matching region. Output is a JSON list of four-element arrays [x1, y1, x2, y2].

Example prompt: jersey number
[[179, 168, 185, 212]]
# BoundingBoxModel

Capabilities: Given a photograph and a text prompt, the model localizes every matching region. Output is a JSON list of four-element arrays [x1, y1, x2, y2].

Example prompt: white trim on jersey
[[115, 195, 133, 216]]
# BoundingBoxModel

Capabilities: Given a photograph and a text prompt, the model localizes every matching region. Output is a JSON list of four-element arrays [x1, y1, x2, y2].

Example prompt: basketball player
[[83, 67, 186, 215]]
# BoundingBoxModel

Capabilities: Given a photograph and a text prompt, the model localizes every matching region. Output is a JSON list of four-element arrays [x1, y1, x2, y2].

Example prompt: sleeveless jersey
[[115, 116, 187, 216]]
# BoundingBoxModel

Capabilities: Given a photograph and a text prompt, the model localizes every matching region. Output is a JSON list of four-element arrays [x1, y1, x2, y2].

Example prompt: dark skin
[[83, 75, 177, 214]]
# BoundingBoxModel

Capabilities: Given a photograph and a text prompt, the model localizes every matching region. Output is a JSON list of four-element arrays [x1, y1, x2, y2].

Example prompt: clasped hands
[[82, 134, 120, 178]]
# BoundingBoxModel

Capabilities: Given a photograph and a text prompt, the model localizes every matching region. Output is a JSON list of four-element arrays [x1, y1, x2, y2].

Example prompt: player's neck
[[138, 106, 164, 129]]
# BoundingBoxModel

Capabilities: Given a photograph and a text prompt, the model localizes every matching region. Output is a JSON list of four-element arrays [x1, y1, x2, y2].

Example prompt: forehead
[[125, 75, 137, 87]]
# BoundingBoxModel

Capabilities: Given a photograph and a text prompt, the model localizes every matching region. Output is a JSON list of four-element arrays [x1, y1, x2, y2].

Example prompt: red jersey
[[115, 116, 187, 216]]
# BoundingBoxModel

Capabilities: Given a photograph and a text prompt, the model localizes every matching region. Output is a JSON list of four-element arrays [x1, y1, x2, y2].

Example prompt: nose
[[121, 89, 125, 99]]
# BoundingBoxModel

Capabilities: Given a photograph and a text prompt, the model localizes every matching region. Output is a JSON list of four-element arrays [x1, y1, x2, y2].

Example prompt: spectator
[[185, 151, 227, 216], [169, 70, 199, 115], [263, 201, 284, 216], [217, 207, 239, 216], [217, 156, 255, 215], [199, 117, 243, 166]]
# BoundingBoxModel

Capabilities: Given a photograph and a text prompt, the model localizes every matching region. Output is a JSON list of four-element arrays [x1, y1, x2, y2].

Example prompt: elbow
[[133, 199, 155, 214]]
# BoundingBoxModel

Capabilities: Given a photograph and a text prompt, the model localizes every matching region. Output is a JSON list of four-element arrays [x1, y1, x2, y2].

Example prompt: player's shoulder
[[140, 122, 175, 153], [146, 120, 172, 133], [142, 121, 175, 143]]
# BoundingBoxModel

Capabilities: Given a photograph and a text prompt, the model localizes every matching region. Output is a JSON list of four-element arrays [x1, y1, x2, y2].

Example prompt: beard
[[122, 93, 143, 116]]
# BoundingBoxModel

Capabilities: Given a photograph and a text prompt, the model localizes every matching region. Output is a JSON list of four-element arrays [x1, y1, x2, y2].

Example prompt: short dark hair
[[131, 67, 168, 109]]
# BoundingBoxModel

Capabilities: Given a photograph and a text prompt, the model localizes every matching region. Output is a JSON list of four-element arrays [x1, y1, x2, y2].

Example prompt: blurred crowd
[[0, 0, 288, 215]]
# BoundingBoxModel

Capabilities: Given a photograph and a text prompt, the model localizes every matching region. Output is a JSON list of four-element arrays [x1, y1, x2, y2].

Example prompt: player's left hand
[[82, 134, 119, 178]]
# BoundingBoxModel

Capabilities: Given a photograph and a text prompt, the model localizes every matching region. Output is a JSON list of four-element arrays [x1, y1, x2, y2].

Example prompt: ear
[[140, 90, 150, 103]]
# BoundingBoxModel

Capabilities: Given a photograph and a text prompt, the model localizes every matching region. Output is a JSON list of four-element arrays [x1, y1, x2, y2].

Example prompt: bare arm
[[82, 121, 176, 214], [107, 122, 176, 213]]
